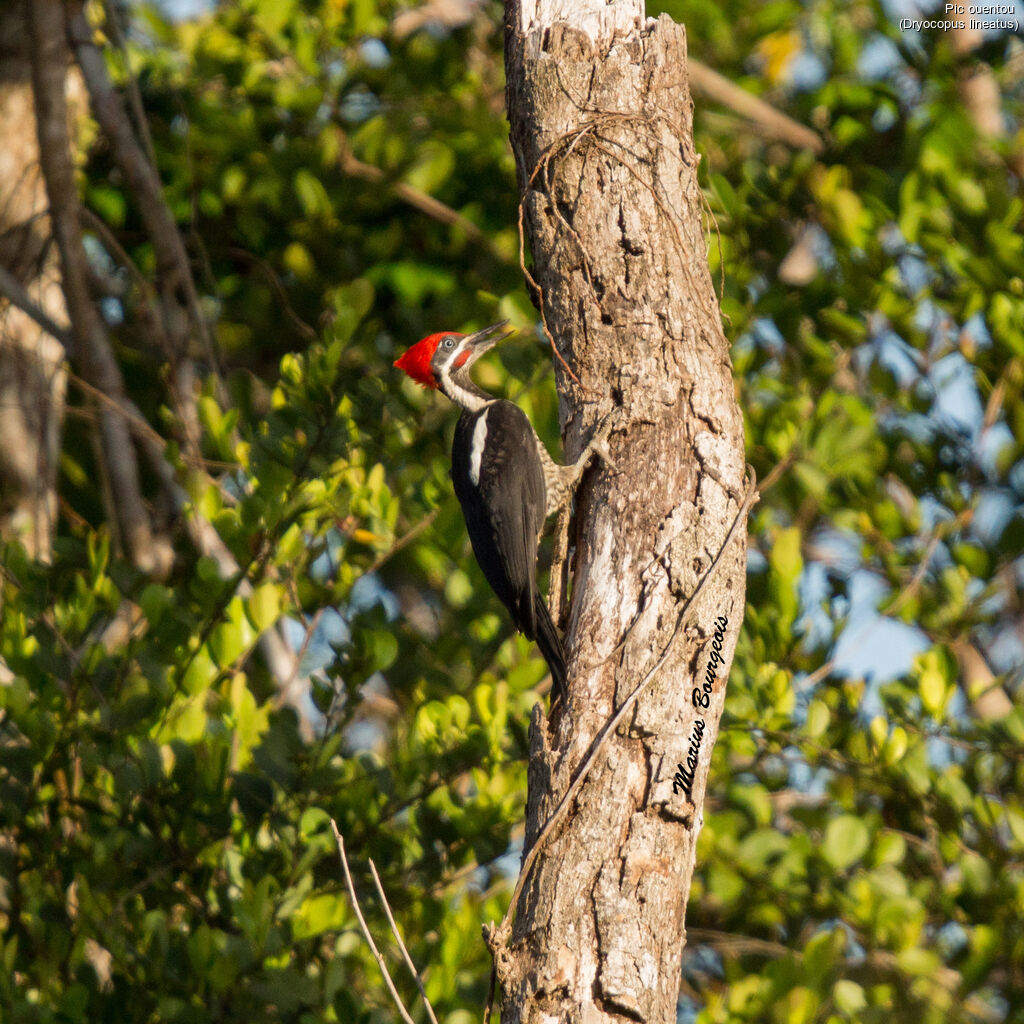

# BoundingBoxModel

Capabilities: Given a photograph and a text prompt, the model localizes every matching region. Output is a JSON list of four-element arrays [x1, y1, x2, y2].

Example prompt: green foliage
[[0, 331, 540, 1021], [683, 1, 1024, 1017], [2, 0, 1022, 1021]]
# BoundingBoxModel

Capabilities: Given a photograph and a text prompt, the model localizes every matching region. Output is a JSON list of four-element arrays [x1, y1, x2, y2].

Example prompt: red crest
[[394, 333, 463, 389]]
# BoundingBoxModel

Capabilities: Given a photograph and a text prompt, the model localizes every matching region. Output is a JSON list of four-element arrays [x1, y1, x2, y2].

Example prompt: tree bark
[[0, 1, 76, 560], [29, 0, 164, 574], [498, 3, 749, 1021]]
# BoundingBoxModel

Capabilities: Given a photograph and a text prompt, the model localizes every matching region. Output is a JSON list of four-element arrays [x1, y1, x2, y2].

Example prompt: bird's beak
[[464, 319, 515, 356]]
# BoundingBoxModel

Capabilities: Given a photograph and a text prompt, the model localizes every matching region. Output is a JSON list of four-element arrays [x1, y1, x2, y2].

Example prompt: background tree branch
[[29, 0, 166, 574]]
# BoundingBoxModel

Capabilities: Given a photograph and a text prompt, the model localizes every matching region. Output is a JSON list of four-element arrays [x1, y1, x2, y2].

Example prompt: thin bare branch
[[331, 821, 418, 1024], [756, 448, 797, 493], [688, 59, 825, 154], [884, 532, 942, 617], [339, 139, 500, 256], [99, 0, 159, 168], [367, 859, 441, 1024], [365, 508, 440, 576], [227, 247, 317, 341], [687, 927, 793, 959], [80, 206, 152, 298], [793, 655, 836, 693]]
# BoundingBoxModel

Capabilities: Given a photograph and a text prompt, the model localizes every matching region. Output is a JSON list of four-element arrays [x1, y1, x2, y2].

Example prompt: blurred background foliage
[[1, 0, 1022, 1021]]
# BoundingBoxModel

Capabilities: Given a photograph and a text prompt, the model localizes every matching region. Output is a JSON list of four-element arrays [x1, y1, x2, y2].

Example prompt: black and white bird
[[394, 321, 610, 701]]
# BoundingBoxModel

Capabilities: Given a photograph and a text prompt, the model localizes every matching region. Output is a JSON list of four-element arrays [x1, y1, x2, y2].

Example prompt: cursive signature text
[[672, 615, 729, 799]]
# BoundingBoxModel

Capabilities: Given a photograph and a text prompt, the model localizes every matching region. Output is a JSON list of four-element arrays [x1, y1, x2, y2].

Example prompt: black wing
[[451, 401, 546, 639]]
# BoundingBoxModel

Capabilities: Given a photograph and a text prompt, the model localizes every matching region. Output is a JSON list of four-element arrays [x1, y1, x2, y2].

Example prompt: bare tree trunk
[[0, 1, 76, 560], [29, 0, 164, 573], [496, 2, 749, 1021]]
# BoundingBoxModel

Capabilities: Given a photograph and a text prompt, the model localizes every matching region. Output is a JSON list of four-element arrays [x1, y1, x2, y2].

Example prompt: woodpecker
[[395, 321, 610, 701]]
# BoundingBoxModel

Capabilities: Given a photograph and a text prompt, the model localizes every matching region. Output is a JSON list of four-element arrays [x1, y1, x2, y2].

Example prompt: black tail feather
[[533, 593, 568, 704]]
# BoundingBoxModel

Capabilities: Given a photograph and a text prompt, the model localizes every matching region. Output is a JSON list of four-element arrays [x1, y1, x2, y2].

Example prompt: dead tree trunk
[[496, 2, 750, 1021], [0, 1, 76, 560]]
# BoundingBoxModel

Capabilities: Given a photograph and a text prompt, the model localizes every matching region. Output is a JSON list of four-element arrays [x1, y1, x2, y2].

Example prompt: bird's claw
[[590, 414, 617, 470]]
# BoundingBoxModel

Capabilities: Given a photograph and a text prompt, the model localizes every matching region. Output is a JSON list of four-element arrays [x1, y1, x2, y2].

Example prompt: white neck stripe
[[444, 379, 491, 412], [469, 408, 489, 485]]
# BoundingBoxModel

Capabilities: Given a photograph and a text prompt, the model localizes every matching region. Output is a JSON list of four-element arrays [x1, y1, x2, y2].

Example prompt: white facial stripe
[[469, 408, 489, 486], [437, 336, 467, 377]]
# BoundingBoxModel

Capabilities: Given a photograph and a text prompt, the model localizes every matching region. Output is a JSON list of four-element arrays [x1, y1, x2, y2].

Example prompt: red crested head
[[394, 332, 461, 389], [395, 321, 513, 394]]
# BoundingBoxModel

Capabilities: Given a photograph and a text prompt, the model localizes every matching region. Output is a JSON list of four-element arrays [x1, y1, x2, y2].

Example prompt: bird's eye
[[443, 337, 455, 349]]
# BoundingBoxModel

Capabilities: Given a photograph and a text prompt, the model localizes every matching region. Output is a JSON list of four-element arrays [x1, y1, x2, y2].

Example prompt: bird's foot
[[589, 414, 616, 470]]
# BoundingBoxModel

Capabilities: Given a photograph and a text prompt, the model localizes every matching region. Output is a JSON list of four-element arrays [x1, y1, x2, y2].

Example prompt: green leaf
[[803, 928, 845, 981], [248, 583, 283, 632], [872, 832, 906, 867], [833, 979, 866, 1014], [822, 816, 869, 871], [299, 807, 331, 841], [368, 630, 398, 672], [181, 646, 219, 695], [896, 947, 941, 977], [292, 893, 347, 940], [88, 186, 127, 228], [283, 241, 316, 280], [404, 141, 455, 194], [770, 527, 803, 583], [294, 169, 331, 219], [918, 661, 947, 716], [210, 621, 247, 668]]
